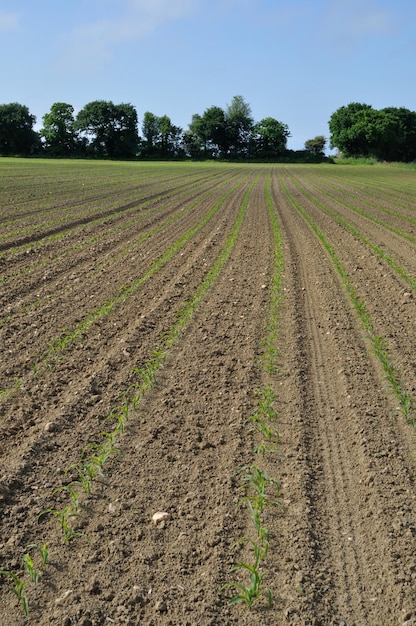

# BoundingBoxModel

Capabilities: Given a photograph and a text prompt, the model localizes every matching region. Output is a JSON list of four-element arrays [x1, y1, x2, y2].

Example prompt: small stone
[[55, 589, 73, 605], [152, 511, 170, 525]]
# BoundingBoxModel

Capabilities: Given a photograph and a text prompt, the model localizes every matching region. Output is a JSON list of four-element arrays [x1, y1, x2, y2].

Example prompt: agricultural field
[[0, 158, 415, 625]]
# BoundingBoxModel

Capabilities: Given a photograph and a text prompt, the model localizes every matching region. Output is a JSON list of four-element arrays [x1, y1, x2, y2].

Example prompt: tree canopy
[[0, 103, 38, 155], [2, 95, 415, 162], [329, 103, 416, 161], [41, 102, 78, 156], [305, 135, 326, 157], [75, 101, 139, 158]]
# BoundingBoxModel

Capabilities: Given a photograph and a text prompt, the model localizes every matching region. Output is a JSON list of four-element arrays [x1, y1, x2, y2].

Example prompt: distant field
[[1, 159, 415, 625]]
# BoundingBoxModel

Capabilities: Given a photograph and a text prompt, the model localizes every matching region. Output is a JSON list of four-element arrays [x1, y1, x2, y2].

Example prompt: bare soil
[[0, 161, 415, 626]]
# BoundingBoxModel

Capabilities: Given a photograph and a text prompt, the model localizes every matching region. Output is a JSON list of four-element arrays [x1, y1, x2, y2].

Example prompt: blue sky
[[1, 0, 415, 151]]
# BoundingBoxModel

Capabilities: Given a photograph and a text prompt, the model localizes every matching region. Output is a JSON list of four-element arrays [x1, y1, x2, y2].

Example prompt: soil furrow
[[268, 170, 416, 625], [0, 177, 247, 399], [280, 170, 416, 414], [0, 176, 256, 546], [1, 162, 415, 626]]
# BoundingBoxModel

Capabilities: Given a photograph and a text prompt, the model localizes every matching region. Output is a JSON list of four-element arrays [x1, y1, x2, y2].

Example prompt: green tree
[[328, 102, 406, 159], [141, 113, 183, 158], [225, 95, 254, 158], [181, 130, 199, 158], [76, 100, 139, 158], [253, 117, 291, 158], [157, 115, 175, 157], [186, 114, 205, 157], [381, 107, 416, 161], [334, 106, 407, 160], [0, 102, 38, 155], [304, 135, 326, 158], [141, 111, 160, 155], [329, 102, 374, 156], [41, 102, 78, 156], [189, 106, 228, 157]]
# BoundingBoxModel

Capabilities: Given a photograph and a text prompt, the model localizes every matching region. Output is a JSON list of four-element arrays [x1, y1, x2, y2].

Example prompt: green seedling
[[246, 502, 270, 550], [0, 570, 29, 616], [221, 538, 272, 609], [66, 462, 93, 496], [247, 387, 280, 452], [23, 553, 39, 585], [53, 484, 80, 510], [27, 543, 49, 569], [238, 465, 281, 512], [39, 505, 81, 544]]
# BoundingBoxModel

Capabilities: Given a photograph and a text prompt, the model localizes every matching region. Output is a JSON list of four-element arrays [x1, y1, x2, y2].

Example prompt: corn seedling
[[27, 543, 49, 569], [53, 484, 80, 511], [22, 553, 39, 585], [39, 505, 81, 544], [0, 570, 29, 616], [238, 464, 281, 512], [221, 538, 272, 609], [246, 502, 270, 550], [66, 462, 93, 496]]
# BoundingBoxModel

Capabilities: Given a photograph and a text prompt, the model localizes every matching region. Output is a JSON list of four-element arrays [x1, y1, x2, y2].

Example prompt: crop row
[[278, 172, 414, 425], [285, 173, 416, 291], [0, 170, 243, 335], [222, 173, 285, 610], [0, 172, 255, 617], [0, 166, 236, 252], [0, 176, 245, 408]]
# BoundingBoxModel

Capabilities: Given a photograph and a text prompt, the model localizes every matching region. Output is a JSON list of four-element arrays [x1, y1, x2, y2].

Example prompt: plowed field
[[0, 160, 415, 626]]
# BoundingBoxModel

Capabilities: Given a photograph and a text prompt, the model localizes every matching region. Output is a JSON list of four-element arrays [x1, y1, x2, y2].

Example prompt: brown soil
[[0, 162, 415, 626]]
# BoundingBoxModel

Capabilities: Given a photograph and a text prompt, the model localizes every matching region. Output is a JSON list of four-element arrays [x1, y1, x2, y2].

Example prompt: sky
[[1, 0, 415, 151]]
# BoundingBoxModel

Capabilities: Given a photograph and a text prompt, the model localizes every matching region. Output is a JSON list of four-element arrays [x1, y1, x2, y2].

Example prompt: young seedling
[[246, 502, 270, 550], [0, 570, 29, 616], [23, 553, 39, 585], [221, 538, 272, 609], [53, 484, 80, 511], [39, 505, 81, 544], [27, 543, 49, 569], [238, 465, 281, 512]]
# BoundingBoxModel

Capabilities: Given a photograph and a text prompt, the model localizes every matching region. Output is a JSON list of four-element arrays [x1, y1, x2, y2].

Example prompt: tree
[[182, 129, 201, 158], [140, 112, 183, 158], [75, 100, 139, 158], [225, 95, 254, 158], [142, 111, 160, 155], [157, 115, 175, 157], [329, 102, 374, 156], [40, 102, 78, 156], [304, 135, 326, 158], [189, 106, 228, 157], [329, 103, 416, 161], [381, 107, 416, 162], [253, 117, 291, 158], [0, 102, 38, 155]]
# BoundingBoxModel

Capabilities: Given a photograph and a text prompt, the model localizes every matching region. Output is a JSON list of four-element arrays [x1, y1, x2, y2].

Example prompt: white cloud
[[0, 12, 20, 32], [61, 0, 196, 71]]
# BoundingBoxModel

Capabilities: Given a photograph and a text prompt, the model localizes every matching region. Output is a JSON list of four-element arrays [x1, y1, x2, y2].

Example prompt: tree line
[[1, 97, 415, 161], [0, 96, 325, 161]]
